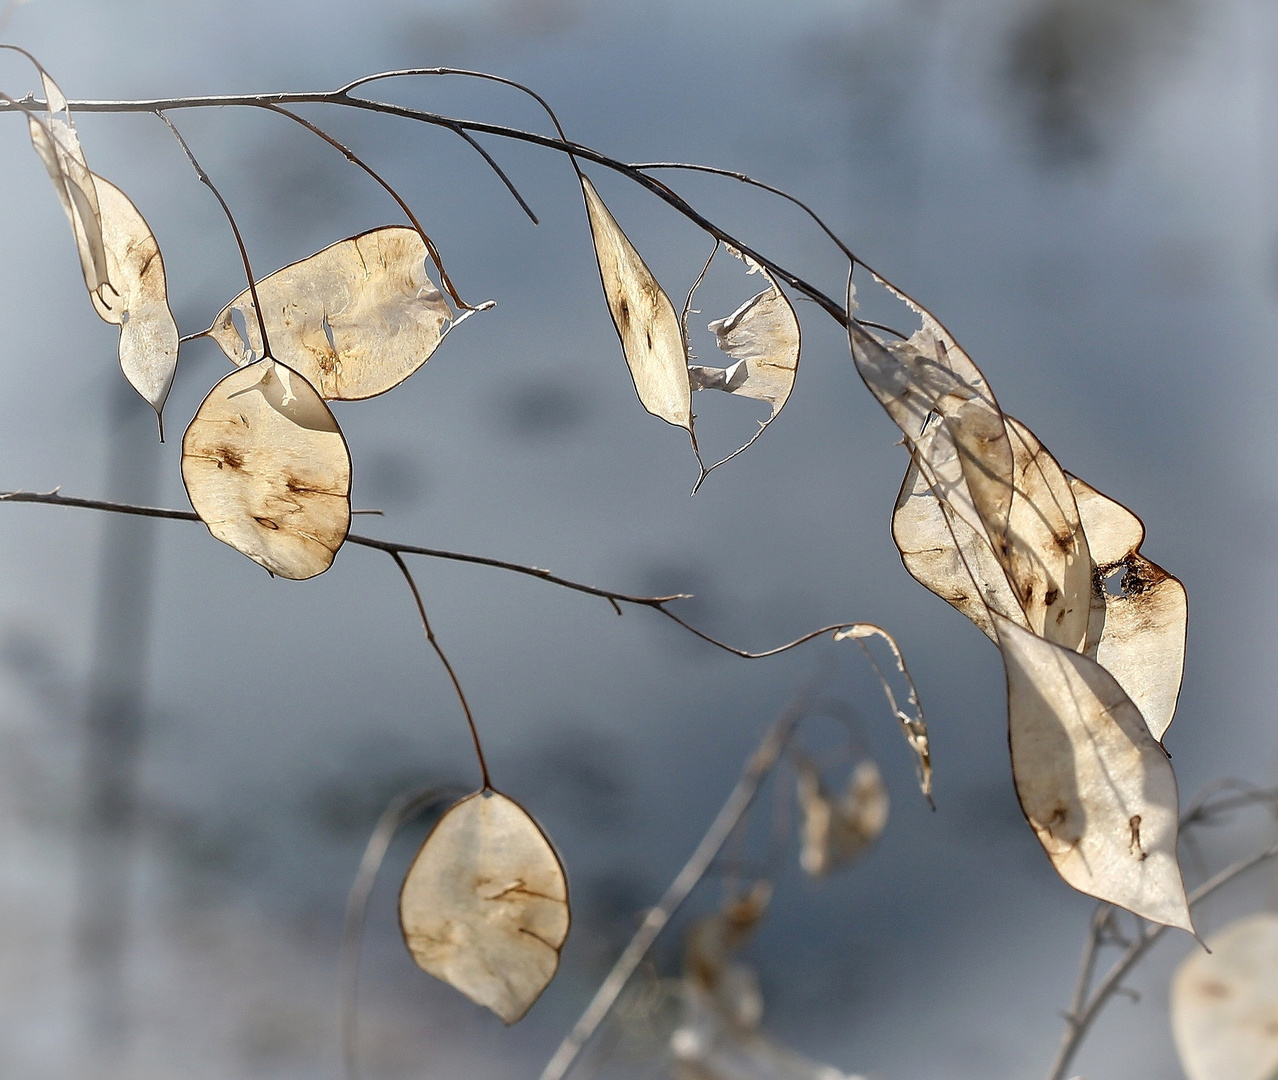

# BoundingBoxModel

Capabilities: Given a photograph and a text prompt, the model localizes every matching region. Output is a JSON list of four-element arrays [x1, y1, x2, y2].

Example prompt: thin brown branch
[[0, 89, 850, 325], [336, 67, 570, 142], [631, 160, 858, 266], [1045, 839, 1278, 1080], [155, 111, 271, 360], [388, 550, 491, 790], [0, 489, 866, 662]]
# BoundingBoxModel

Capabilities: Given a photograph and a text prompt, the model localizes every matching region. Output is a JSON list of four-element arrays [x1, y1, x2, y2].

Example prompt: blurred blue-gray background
[[0, 0, 1273, 1077]]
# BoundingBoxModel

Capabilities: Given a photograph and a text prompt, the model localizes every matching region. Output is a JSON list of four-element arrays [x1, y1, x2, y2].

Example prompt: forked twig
[[1045, 786, 1278, 1080], [0, 88, 849, 325], [259, 103, 472, 309], [540, 647, 932, 1080], [537, 687, 817, 1080]]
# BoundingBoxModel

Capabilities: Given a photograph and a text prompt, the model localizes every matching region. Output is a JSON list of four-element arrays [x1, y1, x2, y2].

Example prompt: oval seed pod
[[400, 789, 570, 1023], [88, 174, 179, 425], [181, 359, 351, 580], [998, 615, 1193, 932], [1172, 912, 1278, 1080], [204, 227, 460, 400]]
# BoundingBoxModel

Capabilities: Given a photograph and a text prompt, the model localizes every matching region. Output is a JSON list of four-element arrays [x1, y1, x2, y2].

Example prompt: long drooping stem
[[388, 551, 491, 790], [155, 111, 272, 361]]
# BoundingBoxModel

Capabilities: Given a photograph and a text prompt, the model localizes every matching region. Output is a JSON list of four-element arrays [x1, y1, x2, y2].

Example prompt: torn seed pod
[[1071, 474, 1187, 741], [892, 422, 1186, 740], [832, 623, 931, 800], [26, 69, 108, 294], [181, 359, 351, 580], [204, 227, 469, 400], [399, 789, 569, 1024], [685, 246, 800, 478]]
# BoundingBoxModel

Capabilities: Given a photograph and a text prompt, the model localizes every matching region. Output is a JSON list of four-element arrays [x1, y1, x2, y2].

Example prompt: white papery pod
[[1172, 913, 1278, 1080], [997, 615, 1192, 931], [88, 174, 179, 424], [399, 790, 569, 1024], [581, 175, 690, 429], [1071, 475, 1187, 741], [205, 227, 463, 400]]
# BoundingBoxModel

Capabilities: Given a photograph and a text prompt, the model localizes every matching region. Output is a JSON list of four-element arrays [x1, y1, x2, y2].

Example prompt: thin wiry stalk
[[335, 66, 563, 222], [631, 160, 860, 266], [388, 551, 491, 790], [0, 489, 875, 662], [337, 67, 570, 142], [155, 111, 271, 360], [340, 785, 464, 1080], [259, 104, 472, 309], [680, 240, 719, 482]]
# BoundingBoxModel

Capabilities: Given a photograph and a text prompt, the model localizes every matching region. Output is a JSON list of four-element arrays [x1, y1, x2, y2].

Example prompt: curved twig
[[336, 66, 570, 142], [259, 103, 472, 309], [156, 111, 271, 360], [0, 89, 850, 325], [538, 686, 818, 1080], [1045, 805, 1278, 1080], [0, 488, 870, 663], [388, 551, 491, 790]]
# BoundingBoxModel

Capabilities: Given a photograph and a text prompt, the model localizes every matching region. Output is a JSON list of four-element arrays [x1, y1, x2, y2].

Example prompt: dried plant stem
[[338, 66, 570, 142], [258, 103, 474, 308], [0, 488, 868, 661], [0, 90, 849, 326], [1045, 838, 1278, 1080], [538, 689, 815, 1080], [339, 785, 463, 1080], [155, 111, 271, 360], [388, 550, 491, 789]]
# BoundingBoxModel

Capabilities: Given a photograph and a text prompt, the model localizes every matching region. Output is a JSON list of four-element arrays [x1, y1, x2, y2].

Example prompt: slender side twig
[[258, 103, 472, 308], [339, 785, 464, 1080], [631, 161, 859, 267], [0, 489, 873, 662], [388, 550, 491, 790], [1044, 836, 1278, 1080], [155, 111, 271, 361], [538, 689, 816, 1080], [337, 66, 570, 141], [337, 67, 568, 222]]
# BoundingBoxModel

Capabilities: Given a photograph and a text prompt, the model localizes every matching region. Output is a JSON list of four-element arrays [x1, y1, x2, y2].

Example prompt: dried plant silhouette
[[0, 46, 1270, 1080]]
